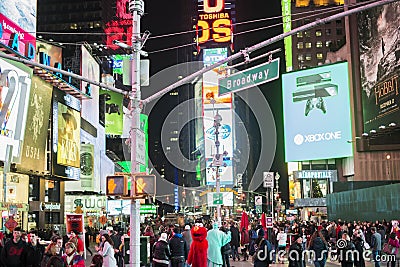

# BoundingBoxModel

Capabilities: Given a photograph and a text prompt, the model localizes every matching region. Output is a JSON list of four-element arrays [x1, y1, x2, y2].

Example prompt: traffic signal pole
[[128, 0, 144, 266]]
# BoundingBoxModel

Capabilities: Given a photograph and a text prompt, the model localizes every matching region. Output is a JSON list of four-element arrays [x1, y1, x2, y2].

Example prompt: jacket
[[169, 234, 188, 260], [153, 240, 171, 265], [253, 239, 272, 265], [207, 224, 231, 265], [371, 233, 382, 251], [0, 239, 27, 267], [229, 226, 240, 247], [62, 253, 85, 267], [25, 243, 45, 267], [288, 242, 305, 267], [309, 237, 328, 261]]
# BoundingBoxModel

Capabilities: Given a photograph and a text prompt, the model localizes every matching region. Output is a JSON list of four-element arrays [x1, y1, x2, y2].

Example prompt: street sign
[[213, 193, 223, 205], [266, 217, 273, 228], [219, 58, 280, 96], [134, 129, 146, 166], [140, 204, 157, 214], [5, 218, 18, 231], [255, 205, 262, 214], [263, 172, 274, 188]]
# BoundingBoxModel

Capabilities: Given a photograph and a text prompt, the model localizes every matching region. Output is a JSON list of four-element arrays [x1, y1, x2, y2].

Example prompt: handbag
[[382, 243, 395, 255]]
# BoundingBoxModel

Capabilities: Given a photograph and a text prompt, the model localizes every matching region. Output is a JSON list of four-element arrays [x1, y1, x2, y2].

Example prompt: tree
[[312, 179, 323, 198]]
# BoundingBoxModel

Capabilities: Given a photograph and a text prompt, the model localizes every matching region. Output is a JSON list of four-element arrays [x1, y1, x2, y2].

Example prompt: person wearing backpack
[[253, 236, 272, 267], [249, 226, 258, 257], [220, 226, 232, 267]]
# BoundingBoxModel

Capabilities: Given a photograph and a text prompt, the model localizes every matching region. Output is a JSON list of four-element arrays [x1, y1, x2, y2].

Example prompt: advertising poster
[[358, 2, 400, 132], [0, 0, 36, 36], [202, 48, 231, 104], [36, 41, 62, 67], [52, 88, 81, 180], [80, 143, 94, 190], [19, 76, 52, 173], [81, 45, 100, 126], [205, 157, 233, 185], [100, 89, 123, 135], [282, 62, 353, 162], [0, 58, 32, 162], [57, 103, 80, 168], [0, 13, 36, 59], [65, 213, 85, 249]]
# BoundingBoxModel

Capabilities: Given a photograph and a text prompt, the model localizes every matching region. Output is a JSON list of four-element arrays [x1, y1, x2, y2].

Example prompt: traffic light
[[106, 175, 128, 196], [133, 174, 156, 196]]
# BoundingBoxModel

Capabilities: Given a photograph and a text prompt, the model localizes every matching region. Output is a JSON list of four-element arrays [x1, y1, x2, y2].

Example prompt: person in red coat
[[68, 230, 84, 256], [187, 225, 208, 267], [240, 226, 250, 261]]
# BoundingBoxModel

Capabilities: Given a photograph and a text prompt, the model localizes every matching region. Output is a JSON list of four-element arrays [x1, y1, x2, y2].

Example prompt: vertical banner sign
[[0, 58, 32, 162], [19, 76, 52, 173], [57, 103, 80, 168], [66, 214, 84, 234], [357, 2, 400, 132], [100, 90, 123, 135], [80, 143, 94, 190], [282, 0, 293, 72]]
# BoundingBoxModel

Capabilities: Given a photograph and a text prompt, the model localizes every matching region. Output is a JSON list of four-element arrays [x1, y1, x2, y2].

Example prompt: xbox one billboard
[[282, 62, 353, 162]]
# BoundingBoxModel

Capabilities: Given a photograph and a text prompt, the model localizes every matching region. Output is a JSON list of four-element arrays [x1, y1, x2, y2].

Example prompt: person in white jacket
[[276, 228, 287, 263], [96, 233, 117, 267]]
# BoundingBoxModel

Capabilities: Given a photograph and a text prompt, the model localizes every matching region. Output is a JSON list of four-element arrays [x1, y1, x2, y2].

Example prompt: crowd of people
[[0, 218, 398, 267]]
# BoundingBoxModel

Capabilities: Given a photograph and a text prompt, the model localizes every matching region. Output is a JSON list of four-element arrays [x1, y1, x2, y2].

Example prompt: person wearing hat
[[182, 225, 192, 251], [288, 235, 305, 267], [206, 222, 231, 267], [152, 233, 171, 267]]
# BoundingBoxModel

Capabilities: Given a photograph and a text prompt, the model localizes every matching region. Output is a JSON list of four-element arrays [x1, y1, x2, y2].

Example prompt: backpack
[[221, 243, 232, 255], [252, 239, 272, 263], [249, 230, 258, 240]]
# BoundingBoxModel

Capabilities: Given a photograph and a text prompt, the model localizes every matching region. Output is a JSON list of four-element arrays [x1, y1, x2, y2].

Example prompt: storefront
[[0, 171, 30, 231], [64, 194, 107, 228]]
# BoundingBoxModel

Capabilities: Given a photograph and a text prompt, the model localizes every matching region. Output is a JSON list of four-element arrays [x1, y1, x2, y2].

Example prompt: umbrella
[[240, 211, 249, 231]]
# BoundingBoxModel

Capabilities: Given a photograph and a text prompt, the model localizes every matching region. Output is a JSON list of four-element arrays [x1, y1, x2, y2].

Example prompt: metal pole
[[3, 145, 12, 231], [129, 1, 144, 266], [214, 110, 222, 225], [142, 0, 397, 104]]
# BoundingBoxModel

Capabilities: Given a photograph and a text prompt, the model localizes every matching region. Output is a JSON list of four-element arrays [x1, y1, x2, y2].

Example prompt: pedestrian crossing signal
[[106, 175, 128, 196], [133, 174, 156, 196]]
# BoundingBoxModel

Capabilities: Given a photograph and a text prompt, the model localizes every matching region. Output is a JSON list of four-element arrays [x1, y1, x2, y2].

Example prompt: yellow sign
[[133, 174, 156, 196], [106, 175, 128, 196]]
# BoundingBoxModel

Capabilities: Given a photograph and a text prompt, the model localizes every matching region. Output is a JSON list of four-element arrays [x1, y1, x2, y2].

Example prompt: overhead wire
[[35, 0, 372, 55]]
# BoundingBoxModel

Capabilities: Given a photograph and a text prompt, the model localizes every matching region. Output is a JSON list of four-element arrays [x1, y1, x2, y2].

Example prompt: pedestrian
[[46, 255, 64, 267], [95, 233, 117, 267], [229, 222, 240, 261], [84, 227, 93, 256], [25, 230, 45, 267], [68, 230, 84, 256], [277, 227, 287, 263], [182, 225, 192, 253], [152, 233, 171, 267], [352, 230, 365, 267], [169, 227, 188, 267], [288, 235, 305, 267], [220, 226, 232, 267], [90, 255, 103, 267], [62, 242, 84, 267], [371, 227, 382, 267], [0, 226, 27, 267], [207, 221, 231, 267], [338, 233, 355, 267], [252, 235, 272, 267], [386, 232, 400, 267], [240, 226, 250, 261], [187, 224, 208, 267], [308, 231, 328, 267]]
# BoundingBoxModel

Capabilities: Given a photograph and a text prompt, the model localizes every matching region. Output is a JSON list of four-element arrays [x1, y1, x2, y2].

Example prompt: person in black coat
[[253, 236, 272, 267], [152, 233, 171, 267], [229, 222, 240, 261], [25, 230, 45, 267], [352, 231, 365, 267], [338, 233, 355, 267], [169, 228, 188, 267], [220, 226, 232, 267], [308, 231, 328, 267], [288, 235, 305, 267]]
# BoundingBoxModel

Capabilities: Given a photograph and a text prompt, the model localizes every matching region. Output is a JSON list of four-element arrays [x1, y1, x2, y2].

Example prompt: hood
[[191, 226, 208, 242], [173, 233, 183, 238]]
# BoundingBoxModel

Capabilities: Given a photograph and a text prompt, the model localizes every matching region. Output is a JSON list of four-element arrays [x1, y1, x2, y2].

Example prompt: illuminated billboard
[[358, 2, 400, 132], [282, 62, 353, 162], [0, 0, 36, 36], [0, 58, 32, 162], [52, 88, 81, 180], [282, 0, 293, 72], [19, 76, 52, 173], [196, 0, 235, 49], [100, 90, 123, 135], [36, 41, 62, 67], [203, 108, 233, 158], [81, 45, 100, 126]]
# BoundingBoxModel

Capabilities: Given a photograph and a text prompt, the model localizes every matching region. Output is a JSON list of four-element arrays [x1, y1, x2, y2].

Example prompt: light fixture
[[362, 133, 369, 137], [49, 39, 53, 42], [379, 125, 386, 129], [389, 122, 396, 127], [370, 129, 377, 134]]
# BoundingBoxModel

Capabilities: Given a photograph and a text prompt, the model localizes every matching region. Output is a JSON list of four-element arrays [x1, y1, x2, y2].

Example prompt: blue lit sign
[[282, 62, 353, 162]]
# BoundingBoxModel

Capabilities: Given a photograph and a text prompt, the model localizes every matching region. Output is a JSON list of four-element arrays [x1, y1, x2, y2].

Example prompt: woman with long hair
[[386, 232, 400, 267], [95, 234, 117, 267], [308, 231, 329, 267]]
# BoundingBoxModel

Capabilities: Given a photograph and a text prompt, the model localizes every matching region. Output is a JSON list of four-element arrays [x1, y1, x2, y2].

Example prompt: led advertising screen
[[202, 48, 231, 104], [81, 45, 100, 126], [282, 62, 353, 162], [52, 89, 81, 180], [80, 143, 94, 190], [57, 103, 80, 168], [0, 58, 32, 162], [358, 2, 400, 132], [36, 41, 62, 67], [19, 76, 52, 173], [203, 108, 233, 158], [0, 0, 36, 36], [100, 89, 123, 135]]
